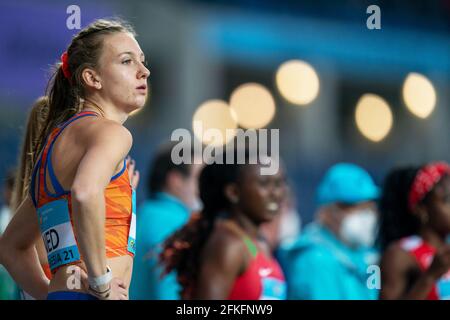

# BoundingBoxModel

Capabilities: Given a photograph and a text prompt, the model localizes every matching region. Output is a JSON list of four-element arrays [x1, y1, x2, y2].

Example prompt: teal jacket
[[130, 192, 190, 300], [279, 223, 380, 300]]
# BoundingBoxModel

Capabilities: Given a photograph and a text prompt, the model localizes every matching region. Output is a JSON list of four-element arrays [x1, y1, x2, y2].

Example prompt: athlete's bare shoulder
[[201, 220, 246, 274], [76, 116, 132, 152], [209, 219, 248, 255]]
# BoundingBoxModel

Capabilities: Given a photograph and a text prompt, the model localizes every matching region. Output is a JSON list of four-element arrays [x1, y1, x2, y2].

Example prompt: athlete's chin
[[135, 95, 148, 108], [254, 215, 274, 225], [261, 210, 279, 222], [126, 99, 146, 112]]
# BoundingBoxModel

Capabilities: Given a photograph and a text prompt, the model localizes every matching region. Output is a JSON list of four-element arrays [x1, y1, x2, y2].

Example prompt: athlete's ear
[[224, 183, 239, 205], [81, 68, 102, 90]]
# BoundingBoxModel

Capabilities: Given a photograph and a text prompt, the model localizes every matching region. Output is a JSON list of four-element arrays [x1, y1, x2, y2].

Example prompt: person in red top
[[160, 148, 287, 299], [378, 162, 450, 299]]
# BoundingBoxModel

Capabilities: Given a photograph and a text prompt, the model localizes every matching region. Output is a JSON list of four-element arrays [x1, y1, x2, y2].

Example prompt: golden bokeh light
[[192, 100, 238, 146], [355, 94, 393, 142], [229, 83, 276, 129], [275, 60, 320, 106], [402, 72, 436, 119]]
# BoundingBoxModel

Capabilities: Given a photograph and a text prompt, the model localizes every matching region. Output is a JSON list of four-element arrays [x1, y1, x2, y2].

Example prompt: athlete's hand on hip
[[81, 269, 129, 300], [127, 156, 140, 189], [106, 277, 129, 300]]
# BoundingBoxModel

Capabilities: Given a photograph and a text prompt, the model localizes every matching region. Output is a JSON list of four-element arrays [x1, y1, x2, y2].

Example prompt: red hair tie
[[408, 162, 450, 211], [60, 51, 71, 80]]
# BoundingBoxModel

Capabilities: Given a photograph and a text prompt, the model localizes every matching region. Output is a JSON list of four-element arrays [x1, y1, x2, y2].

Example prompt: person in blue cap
[[280, 163, 380, 300]]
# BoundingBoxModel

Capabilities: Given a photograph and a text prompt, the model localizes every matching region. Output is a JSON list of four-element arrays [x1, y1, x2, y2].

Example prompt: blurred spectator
[[11, 96, 49, 211], [130, 143, 202, 300], [0, 170, 15, 234], [0, 169, 19, 300], [281, 163, 380, 299], [9, 97, 51, 300], [378, 163, 450, 300]]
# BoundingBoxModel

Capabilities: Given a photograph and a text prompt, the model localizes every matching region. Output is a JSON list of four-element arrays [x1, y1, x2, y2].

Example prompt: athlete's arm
[[70, 121, 131, 290], [380, 244, 437, 300], [0, 195, 50, 299], [406, 245, 450, 299], [194, 230, 244, 299]]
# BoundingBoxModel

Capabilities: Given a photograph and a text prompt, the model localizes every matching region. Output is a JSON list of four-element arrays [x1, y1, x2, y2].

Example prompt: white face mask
[[340, 208, 378, 248], [278, 209, 302, 244]]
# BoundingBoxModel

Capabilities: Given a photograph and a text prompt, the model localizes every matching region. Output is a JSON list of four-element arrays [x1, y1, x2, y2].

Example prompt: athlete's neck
[[420, 226, 446, 249], [229, 209, 259, 239], [82, 98, 129, 124]]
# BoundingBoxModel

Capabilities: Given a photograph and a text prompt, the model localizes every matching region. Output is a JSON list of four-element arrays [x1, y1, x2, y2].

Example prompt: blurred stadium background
[[0, 0, 449, 223]]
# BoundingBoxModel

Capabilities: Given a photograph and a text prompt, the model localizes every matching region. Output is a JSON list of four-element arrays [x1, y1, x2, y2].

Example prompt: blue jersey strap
[[30, 131, 52, 207], [30, 156, 42, 208], [111, 159, 127, 182], [43, 113, 98, 198]]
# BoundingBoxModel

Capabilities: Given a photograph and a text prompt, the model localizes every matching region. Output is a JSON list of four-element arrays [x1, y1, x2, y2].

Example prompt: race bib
[[437, 272, 450, 300], [260, 277, 287, 300], [37, 199, 80, 271], [127, 188, 137, 255]]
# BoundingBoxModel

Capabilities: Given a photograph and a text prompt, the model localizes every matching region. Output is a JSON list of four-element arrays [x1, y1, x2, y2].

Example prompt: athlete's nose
[[138, 62, 150, 79]]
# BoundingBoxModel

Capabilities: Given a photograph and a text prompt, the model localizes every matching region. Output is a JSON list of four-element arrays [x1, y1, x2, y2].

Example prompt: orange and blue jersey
[[30, 111, 136, 275]]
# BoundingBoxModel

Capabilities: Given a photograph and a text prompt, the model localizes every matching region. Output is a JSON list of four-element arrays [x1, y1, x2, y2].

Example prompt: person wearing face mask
[[281, 163, 380, 300], [130, 142, 203, 300]]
